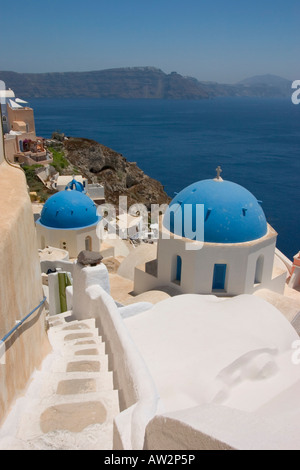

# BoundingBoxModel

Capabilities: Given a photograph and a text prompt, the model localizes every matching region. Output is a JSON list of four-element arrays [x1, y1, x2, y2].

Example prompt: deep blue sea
[[30, 97, 300, 260]]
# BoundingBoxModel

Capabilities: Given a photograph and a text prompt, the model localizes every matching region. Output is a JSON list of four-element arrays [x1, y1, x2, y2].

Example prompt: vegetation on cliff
[[63, 137, 171, 208], [47, 147, 70, 173], [24, 135, 170, 207], [23, 165, 55, 202]]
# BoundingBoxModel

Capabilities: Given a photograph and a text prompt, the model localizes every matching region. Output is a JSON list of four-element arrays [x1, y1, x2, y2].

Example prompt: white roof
[[57, 175, 85, 184], [9, 130, 22, 136], [0, 89, 15, 98], [9, 99, 23, 109], [15, 98, 28, 104], [124, 294, 300, 414]]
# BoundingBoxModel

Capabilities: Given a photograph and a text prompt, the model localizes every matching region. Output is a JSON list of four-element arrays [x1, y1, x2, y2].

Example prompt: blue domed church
[[36, 179, 101, 258], [134, 169, 287, 297]]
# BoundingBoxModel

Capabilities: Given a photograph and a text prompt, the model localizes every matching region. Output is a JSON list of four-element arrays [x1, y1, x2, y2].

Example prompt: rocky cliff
[[0, 67, 292, 99], [62, 137, 171, 209], [0, 68, 209, 100]]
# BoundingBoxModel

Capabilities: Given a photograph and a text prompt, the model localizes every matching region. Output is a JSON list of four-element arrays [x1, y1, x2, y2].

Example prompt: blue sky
[[0, 0, 299, 83]]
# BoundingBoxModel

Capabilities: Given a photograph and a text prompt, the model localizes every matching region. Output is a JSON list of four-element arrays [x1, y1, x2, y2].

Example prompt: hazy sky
[[0, 0, 299, 83]]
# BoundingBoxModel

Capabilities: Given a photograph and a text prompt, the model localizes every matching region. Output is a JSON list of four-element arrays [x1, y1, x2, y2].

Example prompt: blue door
[[213, 264, 227, 290]]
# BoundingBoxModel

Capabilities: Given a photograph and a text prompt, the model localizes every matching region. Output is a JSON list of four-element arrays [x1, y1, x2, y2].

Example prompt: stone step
[[49, 322, 99, 335], [15, 390, 120, 446], [47, 311, 74, 326], [0, 309, 120, 450], [51, 329, 101, 345], [47, 314, 97, 332], [62, 338, 106, 356], [48, 329, 104, 353], [39, 370, 115, 398], [50, 355, 109, 373]]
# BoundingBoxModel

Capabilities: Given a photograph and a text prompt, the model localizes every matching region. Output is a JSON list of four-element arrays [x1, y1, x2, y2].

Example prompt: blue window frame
[[212, 264, 227, 291]]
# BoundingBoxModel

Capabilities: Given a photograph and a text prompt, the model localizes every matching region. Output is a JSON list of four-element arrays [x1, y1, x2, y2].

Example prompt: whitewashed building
[[36, 182, 101, 258]]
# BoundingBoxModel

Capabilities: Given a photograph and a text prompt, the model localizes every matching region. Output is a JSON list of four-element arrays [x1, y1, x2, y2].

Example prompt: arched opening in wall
[[41, 236, 46, 250], [254, 255, 264, 285], [85, 236, 92, 251], [172, 255, 182, 285], [2, 115, 9, 133]]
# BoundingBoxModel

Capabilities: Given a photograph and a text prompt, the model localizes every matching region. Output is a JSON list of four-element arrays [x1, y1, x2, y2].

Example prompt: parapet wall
[[86, 284, 160, 450], [0, 159, 50, 423]]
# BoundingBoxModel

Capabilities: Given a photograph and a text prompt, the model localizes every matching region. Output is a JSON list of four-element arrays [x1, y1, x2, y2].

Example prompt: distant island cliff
[[0, 67, 293, 99]]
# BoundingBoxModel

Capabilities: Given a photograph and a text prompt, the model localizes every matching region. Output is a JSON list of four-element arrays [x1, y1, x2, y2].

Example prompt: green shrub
[[48, 147, 69, 173], [23, 165, 55, 202]]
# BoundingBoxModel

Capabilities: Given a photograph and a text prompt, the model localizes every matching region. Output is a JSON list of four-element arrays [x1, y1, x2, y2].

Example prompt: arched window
[[85, 236, 92, 251], [2, 115, 9, 133], [254, 255, 264, 284]]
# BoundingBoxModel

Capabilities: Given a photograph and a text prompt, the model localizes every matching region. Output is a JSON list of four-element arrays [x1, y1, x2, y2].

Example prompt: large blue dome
[[163, 179, 268, 244], [38, 190, 100, 230]]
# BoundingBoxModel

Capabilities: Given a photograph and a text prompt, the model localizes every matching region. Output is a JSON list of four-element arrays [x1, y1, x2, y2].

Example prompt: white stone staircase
[[0, 312, 120, 450]]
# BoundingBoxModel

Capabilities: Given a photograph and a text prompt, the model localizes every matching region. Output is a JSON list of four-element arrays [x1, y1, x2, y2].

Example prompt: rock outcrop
[[63, 137, 171, 209]]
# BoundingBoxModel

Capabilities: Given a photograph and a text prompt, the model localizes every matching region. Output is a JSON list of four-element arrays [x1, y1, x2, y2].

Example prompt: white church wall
[[191, 243, 249, 295], [36, 225, 77, 257], [157, 237, 196, 292], [76, 225, 101, 254], [134, 267, 165, 296], [244, 236, 277, 293], [134, 225, 284, 297], [36, 223, 100, 259]]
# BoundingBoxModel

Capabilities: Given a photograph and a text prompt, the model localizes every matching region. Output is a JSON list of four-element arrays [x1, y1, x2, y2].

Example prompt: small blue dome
[[163, 179, 268, 244], [65, 178, 85, 193], [38, 190, 100, 230]]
